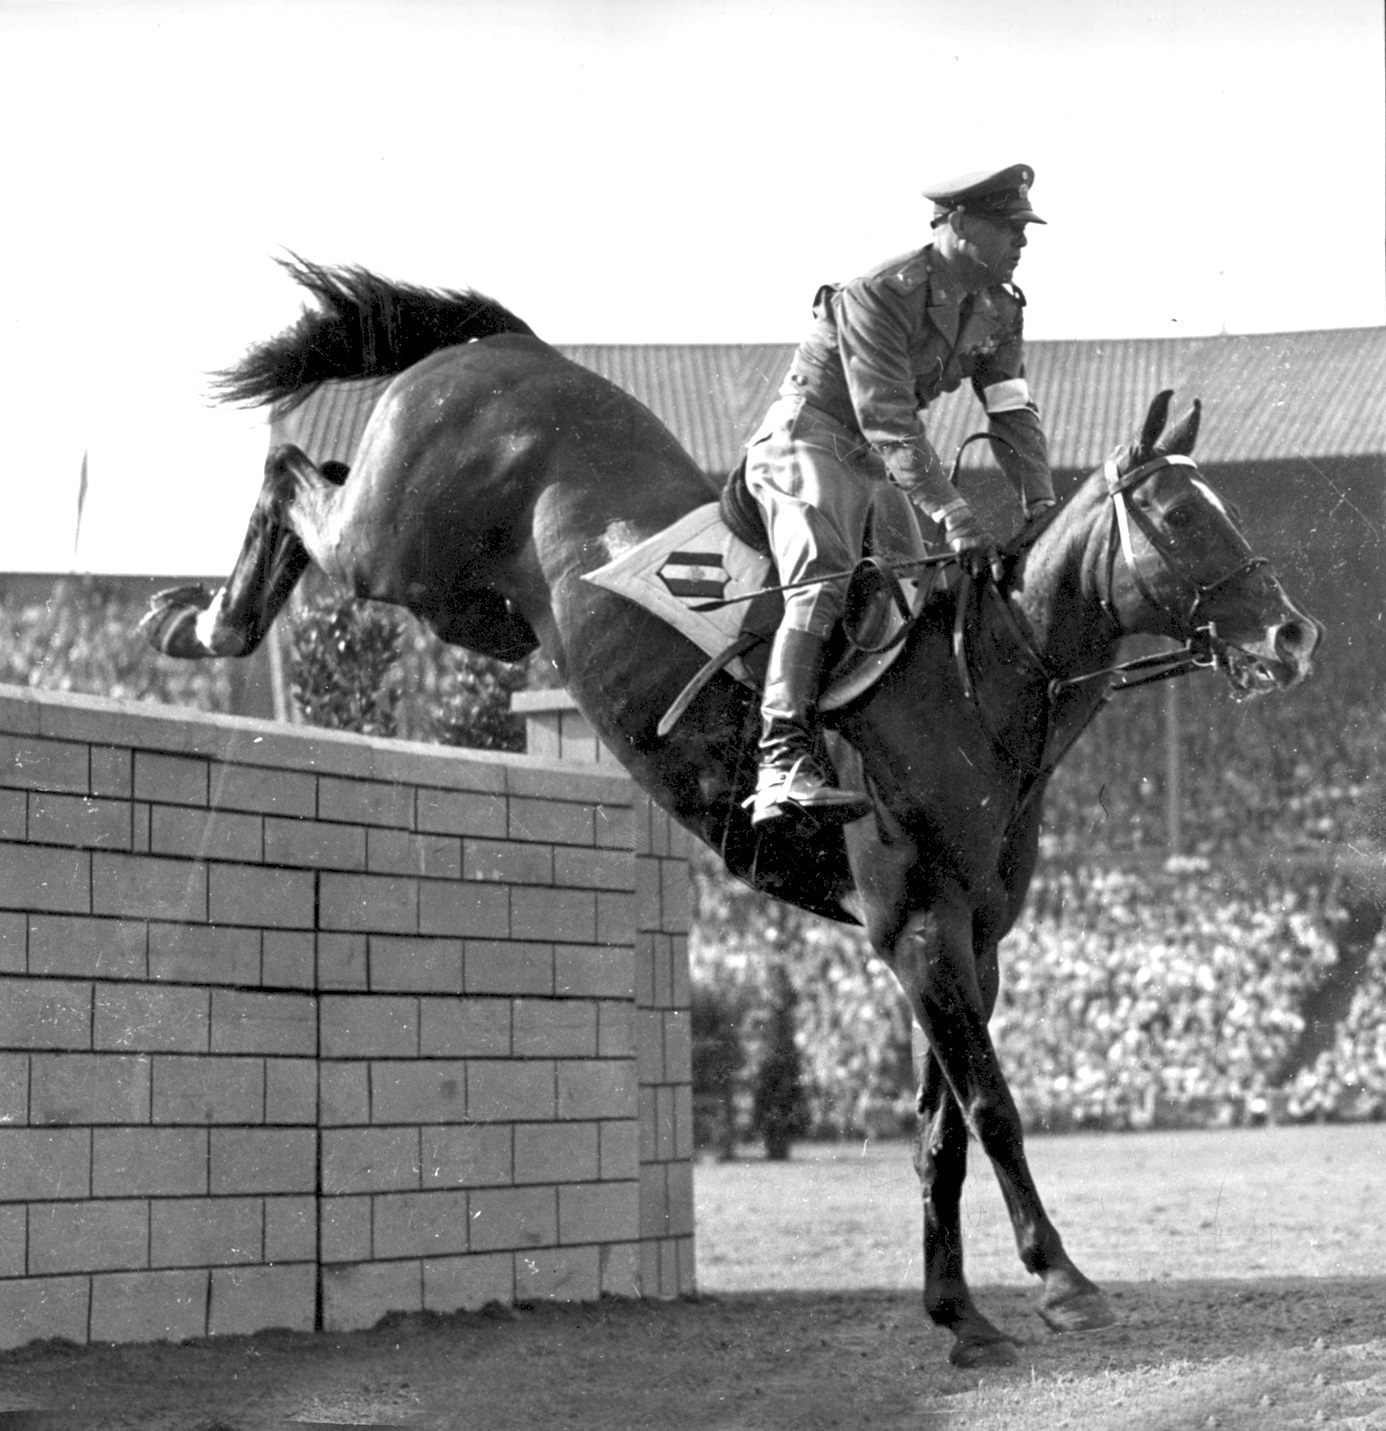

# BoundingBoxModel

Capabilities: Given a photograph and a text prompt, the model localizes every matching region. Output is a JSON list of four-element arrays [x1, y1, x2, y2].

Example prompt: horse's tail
[[211, 254, 537, 411]]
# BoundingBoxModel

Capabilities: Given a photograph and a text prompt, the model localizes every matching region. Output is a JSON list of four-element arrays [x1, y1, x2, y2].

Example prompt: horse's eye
[[1165, 506, 1194, 529]]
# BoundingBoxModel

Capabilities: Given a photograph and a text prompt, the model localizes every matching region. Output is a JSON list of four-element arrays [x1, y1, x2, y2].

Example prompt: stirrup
[[744, 755, 873, 828]]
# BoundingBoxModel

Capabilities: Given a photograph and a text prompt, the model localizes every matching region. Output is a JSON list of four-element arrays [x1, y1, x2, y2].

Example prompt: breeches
[[743, 397, 885, 638]]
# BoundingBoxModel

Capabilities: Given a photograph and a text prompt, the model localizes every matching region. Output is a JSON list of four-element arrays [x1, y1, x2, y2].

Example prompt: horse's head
[[1092, 390, 1323, 697]]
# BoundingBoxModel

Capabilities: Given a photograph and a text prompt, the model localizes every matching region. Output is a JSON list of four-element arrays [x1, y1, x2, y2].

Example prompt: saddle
[[582, 462, 942, 733]]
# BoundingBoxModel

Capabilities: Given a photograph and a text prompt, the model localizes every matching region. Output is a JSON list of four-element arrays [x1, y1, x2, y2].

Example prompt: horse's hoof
[[141, 586, 213, 658], [1037, 1288, 1117, 1334], [949, 1335, 1019, 1370]]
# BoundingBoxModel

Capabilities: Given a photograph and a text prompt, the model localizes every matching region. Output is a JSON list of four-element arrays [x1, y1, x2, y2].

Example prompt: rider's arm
[[970, 295, 1055, 517]]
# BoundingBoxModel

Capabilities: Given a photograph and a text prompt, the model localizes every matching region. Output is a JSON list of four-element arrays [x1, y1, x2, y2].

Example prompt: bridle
[[955, 449, 1273, 779]]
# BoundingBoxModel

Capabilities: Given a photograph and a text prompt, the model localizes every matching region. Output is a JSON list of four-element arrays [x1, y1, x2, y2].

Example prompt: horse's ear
[[1133, 390, 1174, 462], [1154, 398, 1202, 458]]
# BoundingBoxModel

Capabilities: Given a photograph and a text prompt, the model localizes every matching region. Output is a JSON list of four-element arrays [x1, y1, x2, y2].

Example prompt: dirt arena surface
[[1, 1127, 1382, 1430]]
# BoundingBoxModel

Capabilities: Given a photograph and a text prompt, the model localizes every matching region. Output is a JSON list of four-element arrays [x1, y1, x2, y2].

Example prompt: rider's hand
[[941, 502, 1004, 582], [1024, 498, 1057, 523]]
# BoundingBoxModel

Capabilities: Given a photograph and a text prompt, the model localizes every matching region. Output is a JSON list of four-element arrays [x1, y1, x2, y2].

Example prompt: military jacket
[[780, 244, 1052, 515]]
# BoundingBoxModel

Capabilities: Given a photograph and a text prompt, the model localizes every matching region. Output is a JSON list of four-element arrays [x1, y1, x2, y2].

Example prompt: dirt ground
[[2, 1128, 1384, 1430]]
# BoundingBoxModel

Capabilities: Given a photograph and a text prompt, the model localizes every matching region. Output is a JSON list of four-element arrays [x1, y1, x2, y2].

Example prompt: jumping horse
[[146, 259, 1322, 1368]]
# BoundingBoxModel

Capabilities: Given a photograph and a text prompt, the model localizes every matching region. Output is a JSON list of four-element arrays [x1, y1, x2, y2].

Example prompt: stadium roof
[[272, 327, 1386, 477]]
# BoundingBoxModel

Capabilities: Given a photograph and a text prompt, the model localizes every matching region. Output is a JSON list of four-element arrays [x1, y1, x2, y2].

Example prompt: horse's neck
[[1006, 482, 1123, 682]]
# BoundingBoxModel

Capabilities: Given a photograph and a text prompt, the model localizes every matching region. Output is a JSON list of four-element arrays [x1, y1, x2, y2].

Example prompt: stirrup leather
[[744, 755, 872, 827]]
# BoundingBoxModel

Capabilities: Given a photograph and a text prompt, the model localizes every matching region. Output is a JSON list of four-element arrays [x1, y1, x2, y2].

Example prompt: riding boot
[[747, 627, 873, 827]]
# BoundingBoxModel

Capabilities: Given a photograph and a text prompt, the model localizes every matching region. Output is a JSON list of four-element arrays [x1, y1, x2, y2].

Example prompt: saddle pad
[[581, 503, 928, 711]]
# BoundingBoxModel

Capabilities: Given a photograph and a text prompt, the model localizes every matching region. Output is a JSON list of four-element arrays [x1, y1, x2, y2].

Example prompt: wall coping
[[510, 689, 583, 715], [0, 683, 632, 805]]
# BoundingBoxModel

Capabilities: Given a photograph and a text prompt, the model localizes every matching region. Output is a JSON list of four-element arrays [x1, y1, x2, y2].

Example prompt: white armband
[[982, 378, 1032, 414]]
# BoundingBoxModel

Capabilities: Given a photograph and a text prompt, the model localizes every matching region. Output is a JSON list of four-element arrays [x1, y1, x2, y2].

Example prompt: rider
[[744, 163, 1058, 826]]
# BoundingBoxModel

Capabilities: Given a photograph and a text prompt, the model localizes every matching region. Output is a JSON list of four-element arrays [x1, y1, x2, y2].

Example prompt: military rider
[[743, 163, 1058, 826]]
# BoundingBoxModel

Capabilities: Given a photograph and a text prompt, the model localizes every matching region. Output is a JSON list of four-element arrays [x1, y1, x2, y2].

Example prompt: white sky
[[1, 0, 1382, 575]]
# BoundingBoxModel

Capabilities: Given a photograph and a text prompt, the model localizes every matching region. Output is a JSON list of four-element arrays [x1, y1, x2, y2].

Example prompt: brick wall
[[0, 683, 693, 1350]]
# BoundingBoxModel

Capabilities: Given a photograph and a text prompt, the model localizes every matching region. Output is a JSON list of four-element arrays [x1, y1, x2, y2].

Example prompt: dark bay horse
[[146, 259, 1322, 1367]]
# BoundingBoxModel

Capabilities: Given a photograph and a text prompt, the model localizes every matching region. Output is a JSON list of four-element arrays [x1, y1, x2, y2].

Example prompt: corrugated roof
[[270, 328, 1386, 476]]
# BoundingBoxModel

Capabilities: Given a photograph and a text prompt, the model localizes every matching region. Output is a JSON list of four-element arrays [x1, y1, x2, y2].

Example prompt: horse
[[145, 258, 1322, 1368]]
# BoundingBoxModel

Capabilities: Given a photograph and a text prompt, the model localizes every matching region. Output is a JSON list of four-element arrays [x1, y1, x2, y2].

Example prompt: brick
[[508, 797, 593, 846], [463, 839, 553, 886], [211, 989, 316, 1055], [516, 1244, 600, 1303], [594, 804, 633, 852], [320, 994, 417, 1058], [600, 1119, 640, 1181], [318, 932, 368, 989], [596, 891, 635, 947], [368, 828, 461, 880], [150, 804, 262, 863], [670, 934, 690, 1007], [266, 1057, 317, 1124], [0, 976, 91, 1049], [369, 935, 463, 993], [0, 910, 24, 972], [152, 1055, 264, 1125], [30, 1052, 150, 1124], [653, 1086, 676, 1161], [417, 788, 507, 839], [636, 858, 661, 930], [374, 1188, 469, 1258], [600, 1241, 641, 1299], [418, 880, 508, 939], [0, 1128, 90, 1199], [633, 933, 656, 1008], [210, 1128, 317, 1195], [467, 1060, 554, 1122], [466, 940, 553, 995], [265, 1195, 317, 1263], [0, 734, 88, 793], [0, 1275, 90, 1351], [134, 751, 209, 806], [422, 1124, 512, 1188], [151, 1196, 261, 1268], [513, 999, 597, 1058], [555, 944, 635, 999], [263, 816, 365, 871], [634, 1009, 664, 1084], [420, 997, 510, 1057], [149, 923, 260, 985], [557, 1060, 637, 1121], [0, 790, 22, 841], [320, 871, 418, 934], [318, 776, 414, 829], [322, 1127, 420, 1195], [515, 1123, 598, 1185], [90, 1267, 209, 1343], [638, 1088, 658, 1163], [371, 1061, 467, 1125], [597, 1001, 634, 1058], [664, 1009, 693, 1082], [212, 764, 316, 817], [322, 1259, 422, 1333], [30, 1199, 149, 1274], [263, 930, 315, 989], [95, 984, 209, 1054], [319, 1061, 370, 1126], [28, 793, 131, 850], [320, 1194, 372, 1263], [28, 914, 147, 980], [673, 1084, 694, 1160], [559, 1181, 640, 1245], [0, 843, 90, 914], [554, 847, 634, 891], [666, 1160, 694, 1237], [0, 1053, 27, 1125], [0, 1204, 24, 1278], [93, 852, 206, 922], [468, 1185, 557, 1253], [208, 864, 314, 929], [507, 764, 627, 805], [210, 1262, 316, 1335], [94, 1127, 208, 1196], [660, 861, 692, 933], [639, 1166, 669, 1240], [424, 1251, 513, 1313], [91, 745, 133, 799], [511, 888, 595, 944]]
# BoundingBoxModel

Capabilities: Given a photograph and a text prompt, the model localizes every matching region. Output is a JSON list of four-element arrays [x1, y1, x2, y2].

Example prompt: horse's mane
[[211, 255, 537, 411]]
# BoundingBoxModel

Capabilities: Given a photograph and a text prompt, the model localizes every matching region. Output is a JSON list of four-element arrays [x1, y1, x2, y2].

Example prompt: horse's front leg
[[914, 1047, 1017, 1367], [143, 445, 337, 659]]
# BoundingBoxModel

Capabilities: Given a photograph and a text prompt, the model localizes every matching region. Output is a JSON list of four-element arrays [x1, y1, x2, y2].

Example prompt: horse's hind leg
[[144, 445, 337, 659], [915, 1049, 1018, 1367]]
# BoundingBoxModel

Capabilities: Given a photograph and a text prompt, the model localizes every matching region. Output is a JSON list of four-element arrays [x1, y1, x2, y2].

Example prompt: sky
[[1, 0, 1382, 576]]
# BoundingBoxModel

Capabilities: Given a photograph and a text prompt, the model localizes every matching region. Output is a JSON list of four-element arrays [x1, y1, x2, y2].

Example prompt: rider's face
[[956, 213, 1031, 284]]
